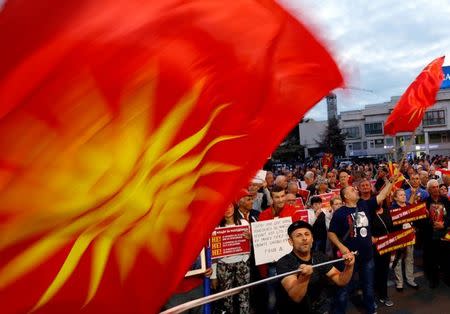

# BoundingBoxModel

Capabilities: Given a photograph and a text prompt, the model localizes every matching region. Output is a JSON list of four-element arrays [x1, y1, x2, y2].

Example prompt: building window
[[343, 126, 360, 139], [368, 140, 374, 149], [374, 139, 384, 148], [415, 135, 425, 144], [385, 138, 394, 145], [352, 142, 362, 150], [429, 133, 441, 143], [363, 142, 368, 149], [364, 122, 383, 136], [423, 110, 445, 126]]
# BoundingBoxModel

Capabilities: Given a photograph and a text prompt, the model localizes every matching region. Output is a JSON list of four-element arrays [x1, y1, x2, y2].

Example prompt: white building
[[299, 89, 450, 159]]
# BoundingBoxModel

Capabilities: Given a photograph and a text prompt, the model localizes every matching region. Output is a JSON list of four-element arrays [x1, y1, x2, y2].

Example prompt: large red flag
[[0, 0, 343, 313], [384, 56, 445, 135]]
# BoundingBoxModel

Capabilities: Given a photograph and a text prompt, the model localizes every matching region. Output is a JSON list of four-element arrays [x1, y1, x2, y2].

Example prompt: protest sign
[[390, 202, 427, 225], [251, 217, 292, 266], [331, 189, 340, 197], [376, 228, 415, 255], [294, 197, 305, 210], [210, 225, 250, 259], [293, 210, 309, 223], [317, 192, 335, 209], [298, 189, 310, 203], [185, 248, 206, 277]]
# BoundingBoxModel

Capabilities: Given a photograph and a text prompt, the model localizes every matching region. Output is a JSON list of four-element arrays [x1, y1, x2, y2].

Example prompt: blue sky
[[282, 0, 450, 121]]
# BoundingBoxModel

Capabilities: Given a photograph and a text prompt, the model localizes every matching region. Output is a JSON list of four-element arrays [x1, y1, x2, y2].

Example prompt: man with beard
[[277, 221, 355, 314]]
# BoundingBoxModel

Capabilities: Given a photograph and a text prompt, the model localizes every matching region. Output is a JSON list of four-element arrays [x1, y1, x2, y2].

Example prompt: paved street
[[348, 251, 450, 314]]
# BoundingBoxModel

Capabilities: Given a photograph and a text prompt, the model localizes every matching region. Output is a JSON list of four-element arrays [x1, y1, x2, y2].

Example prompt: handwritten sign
[[376, 228, 415, 255], [390, 202, 427, 225], [251, 217, 292, 266], [210, 225, 250, 259]]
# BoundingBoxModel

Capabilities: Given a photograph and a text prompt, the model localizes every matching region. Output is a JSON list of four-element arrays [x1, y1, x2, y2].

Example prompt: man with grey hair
[[304, 171, 316, 195], [419, 170, 429, 190], [274, 175, 288, 190], [423, 179, 450, 288]]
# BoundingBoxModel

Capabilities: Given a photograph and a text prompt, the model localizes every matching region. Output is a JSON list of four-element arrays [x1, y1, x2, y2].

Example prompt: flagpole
[[160, 252, 358, 314], [398, 130, 417, 169]]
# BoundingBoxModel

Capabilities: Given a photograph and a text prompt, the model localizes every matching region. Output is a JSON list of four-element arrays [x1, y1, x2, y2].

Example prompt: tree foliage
[[317, 117, 346, 157]]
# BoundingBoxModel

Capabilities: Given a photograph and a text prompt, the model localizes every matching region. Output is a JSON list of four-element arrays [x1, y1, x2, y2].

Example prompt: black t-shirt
[[329, 197, 378, 261], [276, 251, 333, 314]]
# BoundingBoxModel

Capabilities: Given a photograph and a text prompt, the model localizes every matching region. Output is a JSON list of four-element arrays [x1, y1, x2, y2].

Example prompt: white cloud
[[280, 0, 450, 120]]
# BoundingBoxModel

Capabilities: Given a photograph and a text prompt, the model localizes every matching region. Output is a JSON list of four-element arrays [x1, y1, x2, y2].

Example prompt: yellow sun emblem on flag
[[0, 64, 243, 311]]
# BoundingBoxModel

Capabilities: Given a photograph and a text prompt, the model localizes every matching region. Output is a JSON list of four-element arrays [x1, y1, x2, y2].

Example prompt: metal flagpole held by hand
[[160, 251, 358, 314]]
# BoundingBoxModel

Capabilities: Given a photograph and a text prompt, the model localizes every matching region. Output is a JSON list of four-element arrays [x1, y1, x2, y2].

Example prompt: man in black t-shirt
[[276, 221, 355, 314]]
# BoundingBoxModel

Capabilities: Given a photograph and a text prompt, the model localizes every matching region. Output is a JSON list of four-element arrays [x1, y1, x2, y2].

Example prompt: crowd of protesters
[[164, 155, 450, 314]]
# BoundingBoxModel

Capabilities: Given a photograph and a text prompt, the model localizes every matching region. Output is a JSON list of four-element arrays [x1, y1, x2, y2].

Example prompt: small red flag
[[322, 153, 334, 169], [0, 0, 343, 313], [384, 56, 445, 135]]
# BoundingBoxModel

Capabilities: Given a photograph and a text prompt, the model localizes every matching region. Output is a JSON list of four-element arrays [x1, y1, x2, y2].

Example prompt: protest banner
[[390, 202, 427, 225], [376, 228, 415, 255], [294, 197, 305, 210], [210, 225, 251, 259], [331, 189, 340, 197], [298, 189, 310, 203], [185, 248, 207, 277], [251, 217, 292, 266], [293, 209, 309, 223], [317, 192, 335, 209]]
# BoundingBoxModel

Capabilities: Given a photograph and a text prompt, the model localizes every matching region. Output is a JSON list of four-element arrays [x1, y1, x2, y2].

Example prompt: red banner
[[390, 202, 427, 225], [298, 189, 311, 204], [376, 228, 416, 255], [317, 192, 335, 209], [331, 188, 340, 197], [321, 153, 333, 169], [293, 210, 309, 223], [210, 226, 250, 259]]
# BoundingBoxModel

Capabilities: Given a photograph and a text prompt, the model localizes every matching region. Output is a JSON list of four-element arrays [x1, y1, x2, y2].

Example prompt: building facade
[[299, 89, 450, 159]]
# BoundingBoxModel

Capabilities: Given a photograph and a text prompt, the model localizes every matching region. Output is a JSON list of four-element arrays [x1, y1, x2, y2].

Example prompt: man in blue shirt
[[328, 175, 397, 314], [405, 173, 429, 203]]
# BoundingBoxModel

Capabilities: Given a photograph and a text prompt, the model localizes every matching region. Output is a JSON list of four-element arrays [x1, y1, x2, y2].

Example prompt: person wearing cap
[[277, 221, 355, 314], [236, 189, 259, 223], [249, 178, 272, 212]]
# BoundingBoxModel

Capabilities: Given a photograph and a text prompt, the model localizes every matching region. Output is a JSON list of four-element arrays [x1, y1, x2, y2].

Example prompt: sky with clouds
[[1, 0, 448, 122], [281, 0, 450, 121]]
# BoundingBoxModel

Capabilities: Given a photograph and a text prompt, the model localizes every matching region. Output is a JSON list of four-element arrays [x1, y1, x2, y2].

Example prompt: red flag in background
[[0, 0, 343, 313], [388, 161, 405, 190], [384, 56, 445, 135], [322, 153, 334, 169]]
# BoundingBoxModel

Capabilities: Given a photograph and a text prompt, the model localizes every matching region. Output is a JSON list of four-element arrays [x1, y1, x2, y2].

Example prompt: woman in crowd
[[390, 189, 419, 292], [372, 195, 395, 307], [211, 203, 251, 313], [313, 196, 342, 258], [439, 183, 449, 199], [315, 176, 330, 195]]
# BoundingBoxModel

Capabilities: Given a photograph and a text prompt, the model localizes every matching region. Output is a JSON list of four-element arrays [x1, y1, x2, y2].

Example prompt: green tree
[[271, 124, 304, 162], [317, 117, 346, 157]]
